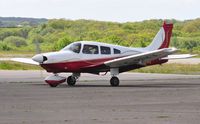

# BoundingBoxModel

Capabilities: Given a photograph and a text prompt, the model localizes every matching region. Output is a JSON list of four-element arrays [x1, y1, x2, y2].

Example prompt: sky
[[0, 0, 199, 22]]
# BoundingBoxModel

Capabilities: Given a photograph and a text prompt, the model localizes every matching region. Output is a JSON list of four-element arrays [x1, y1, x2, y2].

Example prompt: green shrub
[[54, 36, 74, 50], [0, 42, 12, 51], [3, 36, 27, 47]]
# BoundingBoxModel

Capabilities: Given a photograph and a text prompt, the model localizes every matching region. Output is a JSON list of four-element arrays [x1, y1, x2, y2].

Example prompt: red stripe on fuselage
[[40, 57, 117, 73], [41, 56, 168, 73]]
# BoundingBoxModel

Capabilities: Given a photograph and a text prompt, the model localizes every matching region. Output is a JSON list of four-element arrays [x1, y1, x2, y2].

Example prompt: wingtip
[[11, 58, 39, 65]]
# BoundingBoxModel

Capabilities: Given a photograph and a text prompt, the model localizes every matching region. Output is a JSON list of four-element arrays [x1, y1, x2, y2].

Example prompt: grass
[[132, 63, 200, 75], [0, 51, 35, 57], [0, 61, 41, 70]]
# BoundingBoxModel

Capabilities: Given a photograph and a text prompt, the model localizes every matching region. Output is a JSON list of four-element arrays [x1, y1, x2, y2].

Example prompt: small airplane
[[10, 21, 195, 87]]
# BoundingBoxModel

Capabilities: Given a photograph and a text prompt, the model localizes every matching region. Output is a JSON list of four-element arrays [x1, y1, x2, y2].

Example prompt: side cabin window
[[100, 46, 111, 55], [114, 48, 121, 54], [82, 44, 99, 54]]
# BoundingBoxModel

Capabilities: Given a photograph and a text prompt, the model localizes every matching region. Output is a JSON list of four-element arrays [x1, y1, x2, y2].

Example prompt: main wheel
[[67, 76, 76, 86], [110, 77, 120, 86]]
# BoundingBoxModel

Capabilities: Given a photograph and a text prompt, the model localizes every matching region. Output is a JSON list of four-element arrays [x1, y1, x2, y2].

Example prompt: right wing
[[104, 48, 177, 68], [162, 54, 197, 60]]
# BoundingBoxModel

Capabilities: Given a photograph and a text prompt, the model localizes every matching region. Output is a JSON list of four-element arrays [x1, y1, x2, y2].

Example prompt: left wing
[[10, 58, 39, 65], [104, 48, 177, 68]]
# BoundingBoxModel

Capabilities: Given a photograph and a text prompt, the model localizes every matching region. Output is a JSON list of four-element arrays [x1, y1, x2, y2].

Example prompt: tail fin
[[145, 21, 173, 51]]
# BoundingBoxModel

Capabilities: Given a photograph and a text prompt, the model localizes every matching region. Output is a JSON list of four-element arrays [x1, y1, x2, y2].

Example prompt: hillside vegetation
[[0, 18, 200, 54], [0, 17, 47, 27]]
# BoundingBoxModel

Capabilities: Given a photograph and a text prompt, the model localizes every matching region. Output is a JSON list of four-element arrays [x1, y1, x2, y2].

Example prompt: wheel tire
[[67, 76, 76, 86], [110, 77, 120, 86]]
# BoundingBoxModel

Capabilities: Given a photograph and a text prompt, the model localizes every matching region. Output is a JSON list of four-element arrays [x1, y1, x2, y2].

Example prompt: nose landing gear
[[67, 73, 80, 86], [45, 74, 66, 87], [67, 76, 76, 86]]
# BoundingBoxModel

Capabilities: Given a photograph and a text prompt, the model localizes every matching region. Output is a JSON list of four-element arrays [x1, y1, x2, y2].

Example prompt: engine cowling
[[45, 75, 66, 87]]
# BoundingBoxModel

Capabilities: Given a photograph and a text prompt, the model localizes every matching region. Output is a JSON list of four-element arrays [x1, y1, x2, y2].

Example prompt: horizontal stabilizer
[[162, 54, 197, 60], [11, 58, 39, 65]]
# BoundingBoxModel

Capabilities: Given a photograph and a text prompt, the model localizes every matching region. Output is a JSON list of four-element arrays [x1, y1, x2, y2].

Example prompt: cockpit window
[[82, 44, 99, 54], [61, 43, 81, 53]]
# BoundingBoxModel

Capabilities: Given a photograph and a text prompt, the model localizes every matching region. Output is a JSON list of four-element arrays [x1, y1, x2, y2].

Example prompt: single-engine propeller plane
[[10, 21, 195, 87]]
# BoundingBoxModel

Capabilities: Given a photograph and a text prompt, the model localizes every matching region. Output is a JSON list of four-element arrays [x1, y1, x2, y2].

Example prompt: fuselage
[[33, 41, 155, 73]]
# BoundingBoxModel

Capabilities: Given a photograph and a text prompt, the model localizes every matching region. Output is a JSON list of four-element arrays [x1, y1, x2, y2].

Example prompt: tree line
[[0, 18, 200, 54]]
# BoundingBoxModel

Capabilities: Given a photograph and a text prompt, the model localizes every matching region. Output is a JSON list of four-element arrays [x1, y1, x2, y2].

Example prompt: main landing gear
[[110, 68, 120, 87], [110, 76, 120, 86], [67, 73, 80, 86], [45, 69, 120, 87]]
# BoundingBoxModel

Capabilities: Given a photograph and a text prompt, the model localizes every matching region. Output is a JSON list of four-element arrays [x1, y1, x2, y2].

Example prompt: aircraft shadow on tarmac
[[31, 82, 200, 88]]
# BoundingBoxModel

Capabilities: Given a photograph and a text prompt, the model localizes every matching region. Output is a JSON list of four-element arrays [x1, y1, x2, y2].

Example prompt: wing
[[10, 58, 39, 65], [0, 58, 11, 61], [162, 54, 197, 60], [104, 48, 177, 68]]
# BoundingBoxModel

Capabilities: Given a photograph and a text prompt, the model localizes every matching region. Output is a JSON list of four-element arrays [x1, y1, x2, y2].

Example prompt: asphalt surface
[[0, 71, 200, 124]]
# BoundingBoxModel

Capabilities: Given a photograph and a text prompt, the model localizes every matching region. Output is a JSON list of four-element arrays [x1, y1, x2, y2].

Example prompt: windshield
[[61, 43, 81, 53]]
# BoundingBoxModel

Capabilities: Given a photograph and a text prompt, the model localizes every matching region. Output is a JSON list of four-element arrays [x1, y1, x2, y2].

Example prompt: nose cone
[[32, 54, 47, 63]]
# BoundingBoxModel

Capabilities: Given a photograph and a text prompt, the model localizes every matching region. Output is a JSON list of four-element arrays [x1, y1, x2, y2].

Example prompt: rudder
[[145, 21, 173, 51]]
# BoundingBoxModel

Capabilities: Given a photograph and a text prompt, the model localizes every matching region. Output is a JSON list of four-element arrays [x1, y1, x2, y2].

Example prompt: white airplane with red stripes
[[11, 21, 195, 87]]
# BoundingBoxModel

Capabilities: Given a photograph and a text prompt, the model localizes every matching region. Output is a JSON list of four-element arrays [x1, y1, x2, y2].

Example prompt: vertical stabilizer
[[145, 21, 173, 51]]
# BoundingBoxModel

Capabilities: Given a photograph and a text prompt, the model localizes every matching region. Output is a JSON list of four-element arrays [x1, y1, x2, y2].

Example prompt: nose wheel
[[67, 73, 80, 86], [110, 76, 120, 86]]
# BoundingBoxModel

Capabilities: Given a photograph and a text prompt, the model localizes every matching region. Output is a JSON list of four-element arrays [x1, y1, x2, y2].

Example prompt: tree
[[20, 27, 31, 38], [171, 37, 179, 48], [54, 36, 74, 50], [48, 19, 67, 29], [183, 19, 200, 33], [30, 34, 44, 44], [184, 40, 198, 52], [20, 21, 30, 26], [3, 36, 27, 47], [0, 21, 3, 27], [104, 35, 123, 44], [0, 42, 11, 51]]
